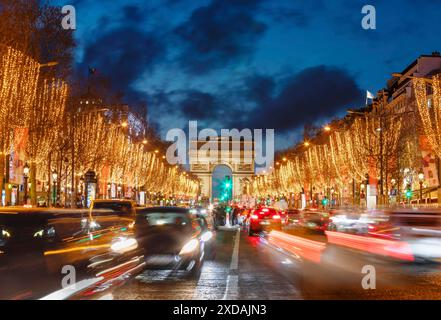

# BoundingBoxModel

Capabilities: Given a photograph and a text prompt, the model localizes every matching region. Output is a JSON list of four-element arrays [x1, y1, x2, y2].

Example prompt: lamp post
[[23, 163, 30, 205], [52, 170, 58, 206], [418, 172, 425, 202]]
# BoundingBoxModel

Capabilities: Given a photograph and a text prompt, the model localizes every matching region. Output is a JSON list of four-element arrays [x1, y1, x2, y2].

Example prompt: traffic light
[[219, 176, 232, 202], [405, 184, 412, 199]]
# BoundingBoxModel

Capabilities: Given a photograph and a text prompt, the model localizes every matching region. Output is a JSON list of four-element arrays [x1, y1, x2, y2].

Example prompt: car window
[[92, 202, 133, 216], [141, 212, 192, 228]]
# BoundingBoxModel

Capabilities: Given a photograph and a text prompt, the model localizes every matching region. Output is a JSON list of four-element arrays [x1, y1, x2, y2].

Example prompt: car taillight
[[272, 215, 281, 219], [251, 214, 259, 220]]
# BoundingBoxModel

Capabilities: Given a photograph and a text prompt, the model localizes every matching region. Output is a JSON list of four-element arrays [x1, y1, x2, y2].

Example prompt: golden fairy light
[[0, 45, 39, 153], [414, 75, 441, 158]]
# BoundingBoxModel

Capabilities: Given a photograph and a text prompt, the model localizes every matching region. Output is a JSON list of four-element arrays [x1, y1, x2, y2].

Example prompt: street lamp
[[418, 172, 425, 202], [23, 163, 30, 205], [52, 170, 58, 206]]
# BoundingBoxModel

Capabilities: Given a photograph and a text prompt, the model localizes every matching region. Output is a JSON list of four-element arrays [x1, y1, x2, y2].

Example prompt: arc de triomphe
[[189, 137, 254, 200]]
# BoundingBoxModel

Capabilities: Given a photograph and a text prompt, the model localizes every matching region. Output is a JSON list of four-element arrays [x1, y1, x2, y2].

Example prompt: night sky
[[52, 0, 441, 150]]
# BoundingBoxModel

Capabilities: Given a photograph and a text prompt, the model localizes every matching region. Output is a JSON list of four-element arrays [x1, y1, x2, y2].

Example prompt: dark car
[[0, 209, 61, 256], [0, 208, 92, 298], [247, 207, 282, 236], [134, 207, 214, 277], [281, 209, 302, 228], [89, 199, 136, 230], [297, 211, 330, 234]]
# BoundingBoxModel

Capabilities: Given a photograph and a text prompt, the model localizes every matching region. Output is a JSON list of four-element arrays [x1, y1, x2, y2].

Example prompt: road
[[105, 228, 441, 300], [3, 227, 441, 300]]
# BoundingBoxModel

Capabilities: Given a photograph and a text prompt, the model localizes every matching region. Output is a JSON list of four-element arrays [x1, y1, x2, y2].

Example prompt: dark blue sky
[[52, 0, 441, 149]]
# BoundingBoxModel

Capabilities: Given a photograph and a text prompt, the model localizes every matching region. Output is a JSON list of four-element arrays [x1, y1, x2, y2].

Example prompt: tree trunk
[[30, 161, 37, 206], [0, 153, 4, 206], [5, 154, 11, 206], [47, 153, 51, 206]]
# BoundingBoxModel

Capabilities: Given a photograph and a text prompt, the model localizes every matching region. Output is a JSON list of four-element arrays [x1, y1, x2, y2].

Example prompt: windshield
[[142, 212, 191, 228], [92, 202, 133, 215]]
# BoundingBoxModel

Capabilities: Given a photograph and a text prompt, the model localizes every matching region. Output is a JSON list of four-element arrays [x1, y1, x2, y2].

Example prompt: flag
[[366, 90, 374, 106]]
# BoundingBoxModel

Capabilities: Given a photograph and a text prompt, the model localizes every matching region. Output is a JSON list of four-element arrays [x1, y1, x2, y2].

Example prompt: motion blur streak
[[79, 258, 146, 299], [325, 231, 414, 262], [39, 277, 104, 300], [267, 230, 326, 263], [43, 244, 111, 256]]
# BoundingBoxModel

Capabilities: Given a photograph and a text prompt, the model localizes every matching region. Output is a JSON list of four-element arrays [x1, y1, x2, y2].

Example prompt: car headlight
[[34, 229, 44, 238], [110, 237, 138, 254], [34, 227, 56, 238], [200, 231, 213, 242], [1, 229, 11, 238], [179, 238, 199, 255]]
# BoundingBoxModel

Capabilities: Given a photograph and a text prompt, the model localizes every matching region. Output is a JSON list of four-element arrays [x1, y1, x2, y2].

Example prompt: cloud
[[173, 0, 267, 74], [80, 25, 165, 103], [180, 90, 217, 119], [149, 66, 362, 143], [232, 66, 363, 132]]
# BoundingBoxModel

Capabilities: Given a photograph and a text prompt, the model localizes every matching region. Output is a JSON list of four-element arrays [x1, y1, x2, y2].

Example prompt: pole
[[0, 152, 4, 206], [23, 175, 28, 205], [71, 112, 76, 208], [5, 154, 10, 206], [47, 153, 51, 206]]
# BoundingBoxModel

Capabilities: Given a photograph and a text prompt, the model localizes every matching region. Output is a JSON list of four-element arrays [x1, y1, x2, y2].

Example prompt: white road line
[[230, 228, 240, 270], [222, 275, 238, 300], [222, 228, 241, 300]]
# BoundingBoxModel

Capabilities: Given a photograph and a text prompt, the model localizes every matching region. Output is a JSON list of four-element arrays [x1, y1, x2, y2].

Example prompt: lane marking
[[230, 228, 240, 270], [222, 229, 241, 299], [222, 275, 238, 300]]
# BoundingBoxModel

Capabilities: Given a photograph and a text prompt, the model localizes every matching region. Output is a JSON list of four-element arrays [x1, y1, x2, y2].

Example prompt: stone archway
[[189, 137, 254, 201]]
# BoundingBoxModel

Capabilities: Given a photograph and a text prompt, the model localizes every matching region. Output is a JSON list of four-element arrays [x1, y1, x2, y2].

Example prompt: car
[[190, 205, 208, 216], [89, 199, 137, 230], [0, 207, 108, 273], [247, 207, 282, 236], [134, 206, 214, 277], [296, 211, 330, 234], [280, 209, 302, 229]]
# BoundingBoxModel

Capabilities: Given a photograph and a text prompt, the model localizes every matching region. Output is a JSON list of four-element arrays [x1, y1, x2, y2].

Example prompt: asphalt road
[[106, 228, 441, 300], [3, 227, 441, 300]]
